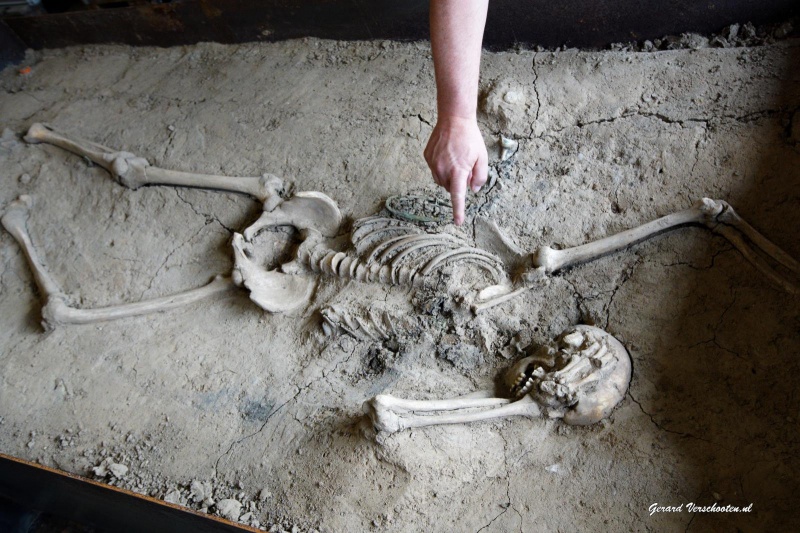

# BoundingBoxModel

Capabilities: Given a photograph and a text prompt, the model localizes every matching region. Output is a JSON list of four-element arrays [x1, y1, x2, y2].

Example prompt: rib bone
[[364, 325, 631, 434], [2, 195, 235, 330]]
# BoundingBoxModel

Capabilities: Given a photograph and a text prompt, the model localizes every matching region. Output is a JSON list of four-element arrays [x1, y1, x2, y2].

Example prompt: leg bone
[[1, 195, 63, 299], [42, 275, 234, 331], [3, 195, 235, 330], [25, 123, 284, 206]]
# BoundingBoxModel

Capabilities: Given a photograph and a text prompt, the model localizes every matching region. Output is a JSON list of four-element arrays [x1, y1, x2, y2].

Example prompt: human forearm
[[425, 0, 489, 226], [430, 0, 489, 119]]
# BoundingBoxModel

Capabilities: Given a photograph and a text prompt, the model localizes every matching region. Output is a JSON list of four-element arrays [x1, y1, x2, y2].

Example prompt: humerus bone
[[528, 198, 798, 293], [364, 325, 631, 433], [25, 123, 285, 208], [2, 195, 235, 330]]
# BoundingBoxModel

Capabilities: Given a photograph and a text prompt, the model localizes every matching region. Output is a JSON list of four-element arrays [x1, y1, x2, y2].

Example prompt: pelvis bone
[[364, 325, 632, 433]]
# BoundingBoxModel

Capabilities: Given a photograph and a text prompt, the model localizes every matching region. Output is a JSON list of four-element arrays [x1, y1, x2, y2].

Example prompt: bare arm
[[424, 0, 489, 226]]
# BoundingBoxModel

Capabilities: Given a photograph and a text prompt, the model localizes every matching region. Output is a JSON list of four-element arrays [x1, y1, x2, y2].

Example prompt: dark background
[[1, 1, 799, 67], [3, 0, 800, 49]]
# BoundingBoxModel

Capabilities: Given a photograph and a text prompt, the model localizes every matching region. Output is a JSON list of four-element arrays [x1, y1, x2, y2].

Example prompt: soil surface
[[0, 37, 798, 532]]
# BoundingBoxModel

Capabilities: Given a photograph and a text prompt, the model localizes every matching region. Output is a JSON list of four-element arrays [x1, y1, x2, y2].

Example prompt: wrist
[[435, 113, 478, 127], [436, 101, 477, 121]]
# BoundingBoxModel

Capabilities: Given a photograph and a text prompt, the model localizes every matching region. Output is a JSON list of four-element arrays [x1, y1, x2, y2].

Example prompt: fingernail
[[472, 185, 482, 193]]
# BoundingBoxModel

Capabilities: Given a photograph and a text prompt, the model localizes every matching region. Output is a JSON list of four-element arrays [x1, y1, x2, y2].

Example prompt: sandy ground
[[0, 37, 798, 532]]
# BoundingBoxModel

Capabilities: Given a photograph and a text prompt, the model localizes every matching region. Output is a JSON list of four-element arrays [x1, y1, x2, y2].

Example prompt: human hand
[[423, 115, 488, 226]]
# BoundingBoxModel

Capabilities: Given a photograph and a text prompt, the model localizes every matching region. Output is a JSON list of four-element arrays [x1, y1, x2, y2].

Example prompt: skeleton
[[4, 122, 797, 333], [364, 325, 632, 433], [4, 122, 798, 429]]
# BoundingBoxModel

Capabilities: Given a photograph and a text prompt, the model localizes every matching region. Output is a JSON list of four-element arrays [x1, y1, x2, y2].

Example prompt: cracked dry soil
[[0, 38, 798, 532]]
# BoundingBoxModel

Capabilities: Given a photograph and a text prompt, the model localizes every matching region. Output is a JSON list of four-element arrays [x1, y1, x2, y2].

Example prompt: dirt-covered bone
[[242, 191, 342, 241], [277, 216, 509, 296], [231, 233, 315, 313], [1, 195, 235, 331], [527, 198, 798, 293], [24, 123, 285, 208], [364, 325, 632, 433]]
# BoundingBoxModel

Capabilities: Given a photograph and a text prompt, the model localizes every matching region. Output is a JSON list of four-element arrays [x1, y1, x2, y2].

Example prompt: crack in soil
[[212, 343, 359, 476]]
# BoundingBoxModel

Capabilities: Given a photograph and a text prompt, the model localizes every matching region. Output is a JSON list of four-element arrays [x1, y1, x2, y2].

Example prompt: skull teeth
[[513, 374, 536, 398]]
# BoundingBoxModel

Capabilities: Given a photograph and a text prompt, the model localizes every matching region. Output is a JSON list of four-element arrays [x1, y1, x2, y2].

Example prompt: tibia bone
[[1, 195, 63, 299], [24, 123, 285, 206]]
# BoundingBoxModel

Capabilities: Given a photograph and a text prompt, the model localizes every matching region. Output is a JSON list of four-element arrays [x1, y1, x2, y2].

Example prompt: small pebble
[[216, 498, 242, 521], [19, 173, 31, 184]]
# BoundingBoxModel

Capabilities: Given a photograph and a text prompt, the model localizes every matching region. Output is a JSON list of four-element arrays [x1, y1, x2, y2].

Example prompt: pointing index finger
[[449, 169, 468, 226]]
